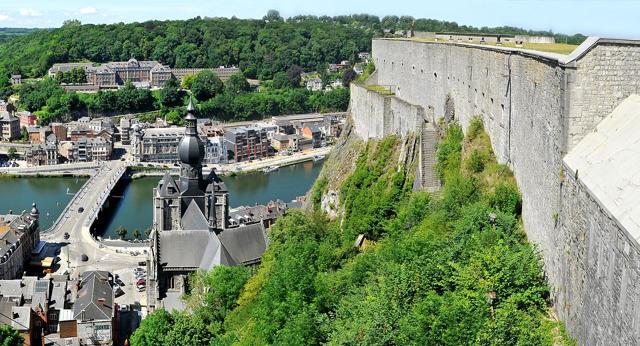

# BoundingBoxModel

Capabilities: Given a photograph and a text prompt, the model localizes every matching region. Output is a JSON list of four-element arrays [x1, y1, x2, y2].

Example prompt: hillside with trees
[[0, 12, 585, 79], [129, 118, 575, 345]]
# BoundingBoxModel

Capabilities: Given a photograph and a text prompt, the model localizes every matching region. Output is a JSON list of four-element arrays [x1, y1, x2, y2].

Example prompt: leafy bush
[[489, 183, 522, 215], [467, 149, 487, 173]]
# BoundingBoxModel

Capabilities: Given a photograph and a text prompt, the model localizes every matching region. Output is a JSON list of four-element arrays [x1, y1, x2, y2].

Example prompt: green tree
[[20, 127, 28, 141], [272, 71, 291, 89], [0, 325, 23, 346], [181, 74, 196, 90], [7, 147, 17, 159], [130, 309, 172, 346], [186, 266, 252, 323], [342, 68, 357, 87], [133, 229, 141, 239], [144, 227, 153, 237], [286, 65, 304, 87], [191, 70, 223, 101], [165, 313, 213, 346], [159, 78, 183, 107], [116, 226, 127, 239], [224, 73, 251, 95], [263, 9, 283, 21]]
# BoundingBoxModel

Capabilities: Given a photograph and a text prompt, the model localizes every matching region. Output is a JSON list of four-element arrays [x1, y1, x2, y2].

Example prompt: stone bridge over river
[[351, 37, 640, 345], [40, 160, 139, 274]]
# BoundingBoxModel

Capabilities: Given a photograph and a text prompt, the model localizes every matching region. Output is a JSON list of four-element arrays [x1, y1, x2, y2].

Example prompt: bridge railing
[[42, 167, 98, 234]]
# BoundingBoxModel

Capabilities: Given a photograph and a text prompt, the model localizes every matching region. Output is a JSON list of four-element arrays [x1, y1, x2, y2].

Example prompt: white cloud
[[0, 13, 9, 21], [79, 7, 98, 15], [19, 8, 42, 17]]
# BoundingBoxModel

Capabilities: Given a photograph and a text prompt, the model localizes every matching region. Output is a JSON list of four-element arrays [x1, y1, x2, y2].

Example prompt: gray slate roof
[[181, 200, 209, 231], [158, 172, 180, 198], [218, 223, 268, 265], [158, 230, 234, 270], [74, 271, 113, 321]]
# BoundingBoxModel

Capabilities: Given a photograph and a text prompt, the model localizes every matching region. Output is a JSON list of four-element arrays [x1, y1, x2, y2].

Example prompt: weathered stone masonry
[[350, 37, 640, 345]]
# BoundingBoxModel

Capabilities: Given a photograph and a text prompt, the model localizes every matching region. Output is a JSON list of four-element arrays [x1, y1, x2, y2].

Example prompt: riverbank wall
[[355, 37, 640, 344]]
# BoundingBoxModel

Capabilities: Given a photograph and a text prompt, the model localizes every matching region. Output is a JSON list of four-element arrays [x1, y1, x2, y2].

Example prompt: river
[[99, 160, 323, 239], [0, 177, 87, 230], [0, 161, 323, 238]]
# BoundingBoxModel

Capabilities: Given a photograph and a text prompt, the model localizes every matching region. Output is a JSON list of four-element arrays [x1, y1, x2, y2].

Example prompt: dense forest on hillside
[[0, 27, 42, 43], [0, 12, 585, 80], [129, 119, 575, 345]]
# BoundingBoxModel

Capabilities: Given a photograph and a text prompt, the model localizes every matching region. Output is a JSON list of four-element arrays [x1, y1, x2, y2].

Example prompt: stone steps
[[420, 124, 440, 191]]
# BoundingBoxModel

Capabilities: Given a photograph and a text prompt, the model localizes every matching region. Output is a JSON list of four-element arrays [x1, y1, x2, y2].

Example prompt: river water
[[100, 160, 323, 239], [0, 177, 87, 230], [0, 161, 323, 238]]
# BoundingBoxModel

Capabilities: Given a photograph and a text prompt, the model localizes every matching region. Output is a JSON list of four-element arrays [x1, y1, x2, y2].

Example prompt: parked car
[[115, 277, 125, 286], [113, 284, 124, 297], [136, 285, 146, 292], [119, 304, 129, 312], [136, 279, 146, 286], [138, 261, 146, 266], [133, 267, 145, 273]]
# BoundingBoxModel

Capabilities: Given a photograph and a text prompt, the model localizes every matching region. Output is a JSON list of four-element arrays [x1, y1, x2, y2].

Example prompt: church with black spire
[[148, 97, 267, 311]]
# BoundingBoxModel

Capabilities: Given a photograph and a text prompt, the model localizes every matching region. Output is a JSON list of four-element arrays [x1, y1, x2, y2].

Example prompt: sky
[[0, 0, 638, 39]]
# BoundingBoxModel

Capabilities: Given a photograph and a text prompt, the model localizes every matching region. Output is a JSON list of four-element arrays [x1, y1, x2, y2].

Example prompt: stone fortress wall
[[350, 37, 640, 345]]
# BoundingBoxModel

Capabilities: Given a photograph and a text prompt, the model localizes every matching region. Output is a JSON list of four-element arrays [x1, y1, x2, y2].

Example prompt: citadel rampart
[[351, 37, 640, 344]]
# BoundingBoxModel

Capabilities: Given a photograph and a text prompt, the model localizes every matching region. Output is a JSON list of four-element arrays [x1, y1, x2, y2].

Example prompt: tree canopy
[[0, 325, 23, 346], [131, 118, 576, 345], [0, 14, 585, 81]]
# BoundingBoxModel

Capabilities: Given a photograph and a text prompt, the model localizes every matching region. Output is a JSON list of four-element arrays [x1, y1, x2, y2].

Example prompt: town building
[[171, 67, 240, 83], [18, 111, 37, 128], [48, 63, 94, 79], [0, 112, 20, 141], [0, 271, 119, 346], [27, 126, 51, 144], [305, 77, 323, 91], [49, 61, 240, 89], [0, 206, 40, 280], [131, 126, 184, 163], [354, 62, 364, 75], [26, 134, 59, 166], [73, 271, 117, 345], [302, 125, 323, 148], [50, 123, 68, 141], [10, 75, 21, 85], [119, 118, 131, 145], [88, 119, 114, 134], [74, 137, 113, 162], [223, 125, 270, 162], [148, 99, 267, 311], [204, 136, 228, 164]]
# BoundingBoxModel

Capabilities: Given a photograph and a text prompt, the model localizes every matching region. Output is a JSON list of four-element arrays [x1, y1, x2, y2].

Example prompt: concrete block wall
[[350, 83, 423, 139], [353, 38, 640, 344], [568, 44, 640, 148], [558, 168, 640, 345], [371, 39, 565, 271]]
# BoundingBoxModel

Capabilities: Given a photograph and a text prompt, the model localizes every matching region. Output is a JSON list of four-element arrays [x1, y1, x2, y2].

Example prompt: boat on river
[[262, 166, 279, 173]]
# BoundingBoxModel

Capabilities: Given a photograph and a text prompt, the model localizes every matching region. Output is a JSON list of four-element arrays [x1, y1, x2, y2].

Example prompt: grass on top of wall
[[403, 37, 578, 55], [364, 84, 395, 96]]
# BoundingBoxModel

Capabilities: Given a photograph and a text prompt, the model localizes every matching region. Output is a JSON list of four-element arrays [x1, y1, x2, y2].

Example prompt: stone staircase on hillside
[[415, 122, 440, 192]]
